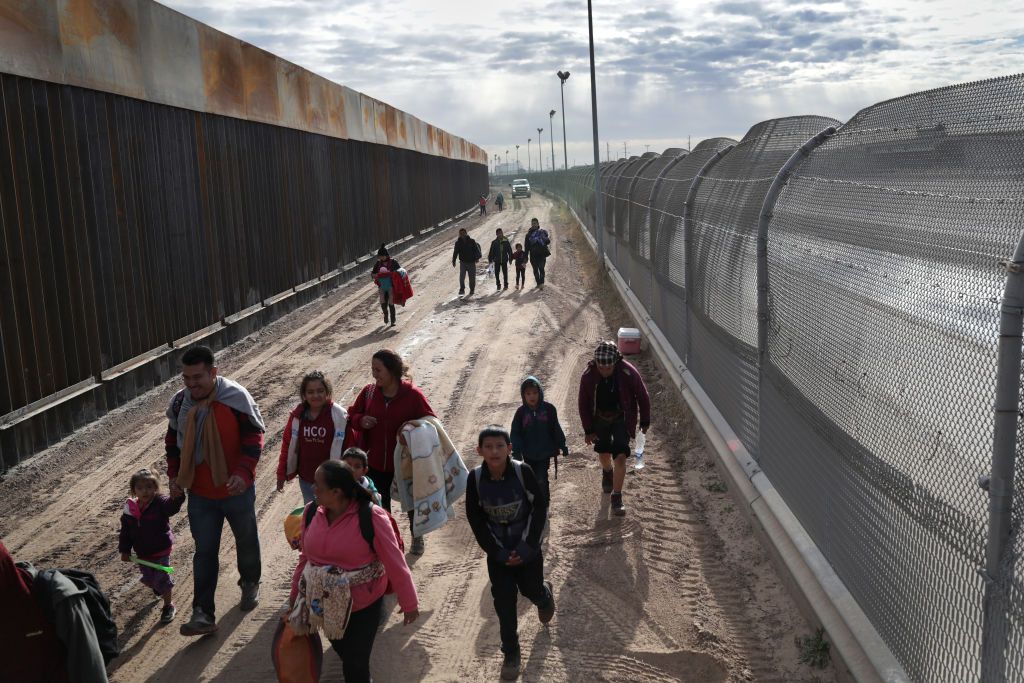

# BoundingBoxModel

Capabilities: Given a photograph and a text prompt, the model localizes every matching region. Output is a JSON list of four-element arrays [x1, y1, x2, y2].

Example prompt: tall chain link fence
[[531, 74, 1024, 682]]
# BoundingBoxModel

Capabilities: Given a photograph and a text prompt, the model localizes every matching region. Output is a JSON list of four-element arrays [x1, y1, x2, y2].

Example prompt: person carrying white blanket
[[392, 416, 469, 538]]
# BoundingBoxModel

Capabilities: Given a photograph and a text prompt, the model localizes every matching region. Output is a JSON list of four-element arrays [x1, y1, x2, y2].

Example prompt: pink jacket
[[290, 503, 418, 614]]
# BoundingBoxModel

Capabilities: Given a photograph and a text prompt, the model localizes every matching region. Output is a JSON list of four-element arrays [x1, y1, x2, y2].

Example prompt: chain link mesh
[[531, 72, 1024, 682]]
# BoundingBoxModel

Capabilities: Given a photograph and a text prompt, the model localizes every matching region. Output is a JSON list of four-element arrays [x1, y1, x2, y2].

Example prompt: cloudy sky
[[162, 0, 1024, 170]]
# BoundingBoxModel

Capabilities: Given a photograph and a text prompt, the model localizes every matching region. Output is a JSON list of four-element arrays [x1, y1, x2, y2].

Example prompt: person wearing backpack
[[165, 345, 266, 636], [1, 540, 111, 683], [524, 218, 551, 289], [510, 376, 569, 506], [487, 228, 514, 291], [288, 461, 419, 683], [466, 425, 555, 681], [452, 227, 482, 296]]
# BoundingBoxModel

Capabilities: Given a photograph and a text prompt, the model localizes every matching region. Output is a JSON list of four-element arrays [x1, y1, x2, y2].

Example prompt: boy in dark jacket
[[487, 228, 514, 291], [119, 469, 184, 623], [510, 376, 568, 504], [467, 426, 555, 681]]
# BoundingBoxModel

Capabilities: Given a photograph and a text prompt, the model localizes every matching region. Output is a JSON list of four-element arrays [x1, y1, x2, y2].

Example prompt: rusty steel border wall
[[0, 0, 488, 471], [0, 0, 486, 163]]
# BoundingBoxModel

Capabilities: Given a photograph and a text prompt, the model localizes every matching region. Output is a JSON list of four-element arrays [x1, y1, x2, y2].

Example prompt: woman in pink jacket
[[290, 461, 419, 682]]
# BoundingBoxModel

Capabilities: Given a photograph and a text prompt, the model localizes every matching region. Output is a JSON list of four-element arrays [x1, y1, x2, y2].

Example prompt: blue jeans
[[298, 478, 316, 506], [187, 486, 262, 615]]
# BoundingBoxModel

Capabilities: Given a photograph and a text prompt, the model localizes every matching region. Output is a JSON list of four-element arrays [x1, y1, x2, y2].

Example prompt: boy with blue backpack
[[510, 376, 568, 505], [466, 425, 555, 681]]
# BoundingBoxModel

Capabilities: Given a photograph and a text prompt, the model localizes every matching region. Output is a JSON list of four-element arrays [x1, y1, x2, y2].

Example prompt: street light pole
[[537, 128, 544, 170], [516, 144, 520, 172], [527, 138, 532, 173], [588, 0, 604, 263], [548, 110, 556, 174], [557, 71, 570, 170]]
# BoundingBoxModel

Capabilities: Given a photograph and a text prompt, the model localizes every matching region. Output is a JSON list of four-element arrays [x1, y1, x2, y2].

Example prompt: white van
[[511, 179, 531, 198]]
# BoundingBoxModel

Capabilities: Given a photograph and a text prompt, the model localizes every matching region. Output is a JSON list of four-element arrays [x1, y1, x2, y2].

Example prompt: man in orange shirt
[[165, 346, 266, 636]]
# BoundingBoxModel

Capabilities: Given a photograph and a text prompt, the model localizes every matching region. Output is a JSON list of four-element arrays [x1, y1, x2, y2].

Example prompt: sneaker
[[459, 289, 465, 295], [239, 581, 260, 611], [503, 285, 508, 290], [410, 536, 426, 556], [180, 607, 217, 636], [601, 468, 613, 494], [611, 492, 626, 516], [538, 581, 555, 624], [383, 313, 389, 325], [160, 604, 176, 624], [500, 649, 521, 681]]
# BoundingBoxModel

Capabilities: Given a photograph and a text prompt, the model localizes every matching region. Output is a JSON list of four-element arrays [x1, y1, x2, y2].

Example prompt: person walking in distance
[[525, 218, 551, 289], [452, 228, 482, 297], [512, 243, 529, 290], [347, 349, 437, 555], [276, 371, 349, 505], [495, 191, 505, 212], [166, 345, 266, 635], [479, 194, 488, 216], [466, 425, 555, 680], [371, 244, 401, 327], [578, 341, 651, 517], [488, 228, 514, 292]]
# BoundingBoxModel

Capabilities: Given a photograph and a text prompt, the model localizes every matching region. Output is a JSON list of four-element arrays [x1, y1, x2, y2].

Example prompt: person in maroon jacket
[[276, 371, 348, 505], [578, 341, 651, 517], [347, 348, 436, 555]]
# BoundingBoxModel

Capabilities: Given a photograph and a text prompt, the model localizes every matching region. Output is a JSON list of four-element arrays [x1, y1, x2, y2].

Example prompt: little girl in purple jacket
[[119, 469, 184, 623]]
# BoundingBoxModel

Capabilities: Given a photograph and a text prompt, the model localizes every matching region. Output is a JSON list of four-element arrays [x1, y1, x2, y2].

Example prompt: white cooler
[[617, 327, 642, 355]]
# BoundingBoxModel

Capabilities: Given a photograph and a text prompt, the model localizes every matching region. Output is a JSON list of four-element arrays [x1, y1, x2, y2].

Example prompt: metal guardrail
[[533, 73, 1024, 682]]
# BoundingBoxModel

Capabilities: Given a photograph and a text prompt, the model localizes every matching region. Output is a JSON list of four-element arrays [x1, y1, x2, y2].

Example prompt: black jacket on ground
[[488, 237, 513, 264], [452, 236, 481, 265]]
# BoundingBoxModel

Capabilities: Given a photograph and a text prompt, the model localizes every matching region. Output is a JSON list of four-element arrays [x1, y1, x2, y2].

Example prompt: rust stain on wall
[[197, 23, 244, 117], [59, 0, 136, 48], [241, 42, 280, 122]]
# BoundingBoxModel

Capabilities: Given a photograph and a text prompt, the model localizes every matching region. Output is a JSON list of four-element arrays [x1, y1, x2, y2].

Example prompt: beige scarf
[[176, 397, 228, 489]]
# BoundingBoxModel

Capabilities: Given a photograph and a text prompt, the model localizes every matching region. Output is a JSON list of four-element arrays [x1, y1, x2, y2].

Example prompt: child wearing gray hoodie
[[509, 376, 569, 503]]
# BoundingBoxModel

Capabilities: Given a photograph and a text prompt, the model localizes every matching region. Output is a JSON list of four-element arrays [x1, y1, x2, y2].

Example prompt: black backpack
[[35, 568, 120, 664]]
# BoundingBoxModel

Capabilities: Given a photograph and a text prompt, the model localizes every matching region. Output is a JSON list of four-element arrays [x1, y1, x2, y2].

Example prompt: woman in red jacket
[[276, 371, 348, 505], [347, 349, 436, 554]]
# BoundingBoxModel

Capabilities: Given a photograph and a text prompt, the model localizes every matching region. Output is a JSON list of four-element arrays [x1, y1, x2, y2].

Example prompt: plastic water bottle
[[634, 430, 646, 469]]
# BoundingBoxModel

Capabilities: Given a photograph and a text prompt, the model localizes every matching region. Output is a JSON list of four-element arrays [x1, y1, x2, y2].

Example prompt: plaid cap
[[594, 340, 622, 366]]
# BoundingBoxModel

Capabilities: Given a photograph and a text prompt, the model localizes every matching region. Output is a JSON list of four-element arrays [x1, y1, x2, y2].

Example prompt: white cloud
[[162, 0, 1024, 168]]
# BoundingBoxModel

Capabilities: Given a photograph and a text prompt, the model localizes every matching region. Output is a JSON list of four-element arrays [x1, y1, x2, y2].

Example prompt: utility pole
[[688, 134, 691, 151], [623, 141, 627, 157], [606, 141, 609, 162], [588, 0, 604, 265], [515, 144, 520, 172], [557, 71, 570, 170], [548, 110, 556, 173], [527, 138, 532, 173]]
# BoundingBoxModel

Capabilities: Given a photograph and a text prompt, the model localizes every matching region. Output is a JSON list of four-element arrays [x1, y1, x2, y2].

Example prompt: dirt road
[[0, 193, 834, 681]]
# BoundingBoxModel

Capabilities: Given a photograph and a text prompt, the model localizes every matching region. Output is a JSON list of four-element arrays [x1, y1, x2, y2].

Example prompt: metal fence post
[[755, 127, 836, 359], [981, 232, 1024, 682]]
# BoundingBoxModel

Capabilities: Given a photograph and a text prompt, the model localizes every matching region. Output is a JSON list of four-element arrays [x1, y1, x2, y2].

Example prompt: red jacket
[[347, 381, 435, 473], [388, 271, 414, 306], [277, 402, 339, 483], [578, 359, 651, 438], [166, 402, 264, 499]]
